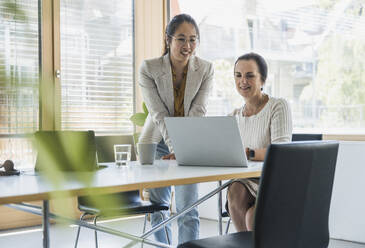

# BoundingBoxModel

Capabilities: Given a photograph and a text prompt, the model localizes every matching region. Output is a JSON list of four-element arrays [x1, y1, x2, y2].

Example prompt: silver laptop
[[165, 116, 248, 167]]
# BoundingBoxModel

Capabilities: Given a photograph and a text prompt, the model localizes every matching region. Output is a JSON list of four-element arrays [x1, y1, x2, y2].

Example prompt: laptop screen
[[165, 116, 248, 167], [34, 131, 97, 172]]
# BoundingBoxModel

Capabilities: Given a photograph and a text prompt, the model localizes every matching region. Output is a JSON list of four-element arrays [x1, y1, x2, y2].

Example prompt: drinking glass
[[114, 144, 131, 166]]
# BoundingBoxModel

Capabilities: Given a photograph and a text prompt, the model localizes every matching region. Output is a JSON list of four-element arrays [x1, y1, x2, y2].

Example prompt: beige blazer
[[138, 54, 214, 152]]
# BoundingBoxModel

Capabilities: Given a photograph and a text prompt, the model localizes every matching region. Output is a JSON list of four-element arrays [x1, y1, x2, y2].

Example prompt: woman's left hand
[[162, 153, 176, 160]]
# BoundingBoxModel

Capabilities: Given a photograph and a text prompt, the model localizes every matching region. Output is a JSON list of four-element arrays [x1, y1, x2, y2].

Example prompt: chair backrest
[[292, 133, 322, 141], [35, 130, 97, 172], [254, 141, 339, 248], [78, 135, 139, 208], [95, 135, 136, 162]]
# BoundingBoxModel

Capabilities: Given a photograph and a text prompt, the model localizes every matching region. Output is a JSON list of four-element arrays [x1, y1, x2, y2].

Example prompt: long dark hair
[[162, 14, 200, 56], [234, 52, 268, 83]]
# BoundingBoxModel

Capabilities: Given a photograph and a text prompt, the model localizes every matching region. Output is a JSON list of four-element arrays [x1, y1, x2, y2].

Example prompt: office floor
[[0, 216, 364, 248]]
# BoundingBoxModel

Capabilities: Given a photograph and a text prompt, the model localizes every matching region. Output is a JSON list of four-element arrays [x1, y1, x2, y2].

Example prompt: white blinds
[[60, 0, 134, 135], [0, 0, 39, 169], [0, 0, 39, 135]]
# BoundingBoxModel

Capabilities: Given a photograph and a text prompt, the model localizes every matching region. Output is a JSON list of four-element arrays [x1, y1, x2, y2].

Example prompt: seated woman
[[226, 52, 292, 232]]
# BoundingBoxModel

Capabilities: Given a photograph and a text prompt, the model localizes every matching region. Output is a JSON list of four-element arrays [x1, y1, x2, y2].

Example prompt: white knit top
[[230, 96, 293, 149]]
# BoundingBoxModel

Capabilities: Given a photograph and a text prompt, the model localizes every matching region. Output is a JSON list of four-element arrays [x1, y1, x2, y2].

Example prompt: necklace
[[242, 94, 268, 117]]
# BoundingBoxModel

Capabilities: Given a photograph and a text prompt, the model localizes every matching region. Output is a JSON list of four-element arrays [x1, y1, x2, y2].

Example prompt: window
[[0, 0, 135, 169], [0, 0, 39, 168], [60, 0, 134, 134], [172, 0, 365, 133]]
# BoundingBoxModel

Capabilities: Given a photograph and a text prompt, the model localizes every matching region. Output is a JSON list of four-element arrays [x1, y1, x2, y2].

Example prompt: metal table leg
[[7, 203, 172, 248], [218, 180, 223, 235], [42, 200, 50, 248], [123, 179, 234, 248], [6, 179, 235, 248]]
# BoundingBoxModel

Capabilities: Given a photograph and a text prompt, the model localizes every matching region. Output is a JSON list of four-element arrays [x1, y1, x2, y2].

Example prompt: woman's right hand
[[245, 148, 250, 159], [162, 153, 176, 160]]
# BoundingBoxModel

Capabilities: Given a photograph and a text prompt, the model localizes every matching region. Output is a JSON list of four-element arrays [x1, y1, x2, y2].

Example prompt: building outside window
[[172, 0, 365, 133]]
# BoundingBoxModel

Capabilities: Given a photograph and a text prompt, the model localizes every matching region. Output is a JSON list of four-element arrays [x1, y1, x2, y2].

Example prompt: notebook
[[165, 116, 248, 167]]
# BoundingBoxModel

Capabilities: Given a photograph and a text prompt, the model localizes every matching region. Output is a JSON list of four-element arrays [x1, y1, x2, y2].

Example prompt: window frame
[[50, 0, 137, 134], [0, 0, 169, 230], [1, 0, 168, 140]]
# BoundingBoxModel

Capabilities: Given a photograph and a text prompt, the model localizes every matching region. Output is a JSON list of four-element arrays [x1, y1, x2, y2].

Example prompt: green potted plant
[[129, 102, 149, 147]]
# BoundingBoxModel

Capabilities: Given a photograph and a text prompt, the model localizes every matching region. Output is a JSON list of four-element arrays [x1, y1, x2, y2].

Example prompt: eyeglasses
[[169, 35, 199, 46]]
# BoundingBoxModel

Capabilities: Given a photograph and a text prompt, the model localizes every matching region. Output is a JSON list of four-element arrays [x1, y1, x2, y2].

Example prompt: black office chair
[[74, 135, 170, 248], [221, 133, 323, 234], [292, 133, 323, 141], [180, 141, 339, 248]]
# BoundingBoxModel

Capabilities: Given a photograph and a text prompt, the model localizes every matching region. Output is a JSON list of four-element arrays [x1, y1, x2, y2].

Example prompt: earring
[[261, 87, 263, 91]]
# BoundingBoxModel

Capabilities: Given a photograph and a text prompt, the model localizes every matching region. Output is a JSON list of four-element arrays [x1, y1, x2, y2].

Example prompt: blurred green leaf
[[1, 1, 28, 22], [142, 102, 149, 115], [130, 113, 147, 127]]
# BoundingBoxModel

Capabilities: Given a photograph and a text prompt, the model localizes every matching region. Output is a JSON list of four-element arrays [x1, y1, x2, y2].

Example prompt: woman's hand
[[245, 147, 266, 161], [162, 153, 176, 160], [245, 148, 250, 159]]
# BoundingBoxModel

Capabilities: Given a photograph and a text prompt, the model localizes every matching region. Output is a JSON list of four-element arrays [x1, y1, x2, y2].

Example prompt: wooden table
[[0, 160, 262, 247]]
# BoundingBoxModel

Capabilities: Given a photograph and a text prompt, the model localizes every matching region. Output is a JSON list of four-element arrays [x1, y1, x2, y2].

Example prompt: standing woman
[[138, 14, 214, 244], [226, 53, 292, 232]]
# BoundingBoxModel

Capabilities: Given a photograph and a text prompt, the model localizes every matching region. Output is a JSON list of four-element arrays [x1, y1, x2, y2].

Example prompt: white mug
[[137, 143, 157, 165]]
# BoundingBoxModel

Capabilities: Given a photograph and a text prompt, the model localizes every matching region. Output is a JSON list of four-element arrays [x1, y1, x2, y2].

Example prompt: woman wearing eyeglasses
[[226, 53, 292, 232], [138, 14, 214, 245]]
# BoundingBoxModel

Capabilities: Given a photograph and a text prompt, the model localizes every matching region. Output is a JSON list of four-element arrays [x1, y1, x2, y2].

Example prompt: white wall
[[198, 141, 365, 243], [329, 141, 365, 243]]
